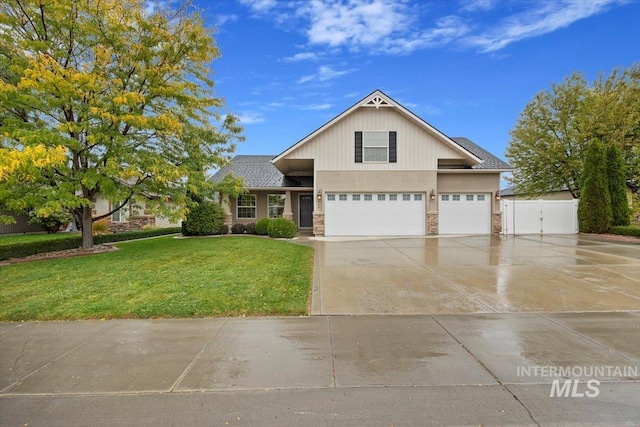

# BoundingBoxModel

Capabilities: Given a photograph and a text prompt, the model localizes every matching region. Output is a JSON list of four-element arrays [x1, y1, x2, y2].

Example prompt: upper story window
[[355, 131, 397, 163], [363, 131, 389, 162]]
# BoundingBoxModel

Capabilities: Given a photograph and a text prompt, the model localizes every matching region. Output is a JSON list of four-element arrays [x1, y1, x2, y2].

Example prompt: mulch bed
[[0, 244, 118, 266], [579, 233, 640, 244]]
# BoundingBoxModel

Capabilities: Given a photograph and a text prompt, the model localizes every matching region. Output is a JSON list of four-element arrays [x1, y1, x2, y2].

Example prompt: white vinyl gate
[[501, 199, 579, 235]]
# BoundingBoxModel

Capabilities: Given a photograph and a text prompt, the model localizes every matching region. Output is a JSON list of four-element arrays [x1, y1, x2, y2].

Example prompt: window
[[268, 194, 285, 218], [477, 194, 485, 201], [364, 194, 373, 201], [452, 195, 461, 201], [414, 194, 422, 201], [363, 131, 388, 162], [328, 194, 336, 201], [237, 194, 256, 218], [389, 194, 397, 201], [111, 202, 128, 222], [91, 197, 97, 216], [441, 195, 449, 201], [402, 194, 411, 201], [352, 194, 361, 201], [466, 195, 474, 201], [377, 194, 386, 201], [339, 194, 347, 201]]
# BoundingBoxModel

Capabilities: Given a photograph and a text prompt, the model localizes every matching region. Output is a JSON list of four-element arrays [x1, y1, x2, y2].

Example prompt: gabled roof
[[273, 89, 485, 167], [211, 155, 312, 189], [451, 137, 512, 170]]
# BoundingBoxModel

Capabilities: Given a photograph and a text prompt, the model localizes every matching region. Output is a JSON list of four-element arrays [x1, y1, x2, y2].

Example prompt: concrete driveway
[[310, 234, 640, 315]]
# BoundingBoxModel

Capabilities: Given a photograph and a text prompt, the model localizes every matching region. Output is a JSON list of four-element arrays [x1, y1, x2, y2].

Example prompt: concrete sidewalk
[[1, 313, 639, 426]]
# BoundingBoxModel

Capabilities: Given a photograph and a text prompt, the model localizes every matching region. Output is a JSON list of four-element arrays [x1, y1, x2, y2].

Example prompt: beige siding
[[437, 173, 501, 212], [230, 191, 311, 227], [287, 107, 464, 171]]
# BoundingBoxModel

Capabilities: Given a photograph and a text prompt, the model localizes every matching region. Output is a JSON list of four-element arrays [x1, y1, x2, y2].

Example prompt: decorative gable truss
[[362, 95, 392, 109]]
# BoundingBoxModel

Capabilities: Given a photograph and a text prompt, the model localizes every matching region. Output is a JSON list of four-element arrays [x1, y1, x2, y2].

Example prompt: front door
[[299, 195, 313, 228]]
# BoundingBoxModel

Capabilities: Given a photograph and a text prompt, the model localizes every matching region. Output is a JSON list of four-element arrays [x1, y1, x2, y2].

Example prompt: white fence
[[501, 199, 579, 235]]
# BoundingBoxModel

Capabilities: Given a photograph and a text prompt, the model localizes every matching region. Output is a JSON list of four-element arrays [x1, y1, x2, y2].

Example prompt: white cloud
[[214, 14, 238, 27], [459, 0, 496, 12], [238, 0, 277, 14], [282, 52, 321, 62], [377, 15, 469, 55], [302, 103, 333, 110], [463, 0, 626, 52], [237, 112, 265, 124], [298, 65, 354, 84], [268, 102, 285, 107]]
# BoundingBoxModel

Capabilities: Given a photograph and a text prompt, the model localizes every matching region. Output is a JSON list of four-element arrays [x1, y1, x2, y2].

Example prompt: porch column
[[282, 190, 293, 220], [221, 194, 233, 230]]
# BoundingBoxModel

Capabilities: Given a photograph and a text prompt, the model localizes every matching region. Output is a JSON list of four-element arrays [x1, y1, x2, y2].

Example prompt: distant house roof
[[500, 184, 573, 196], [450, 137, 511, 170], [211, 155, 312, 189]]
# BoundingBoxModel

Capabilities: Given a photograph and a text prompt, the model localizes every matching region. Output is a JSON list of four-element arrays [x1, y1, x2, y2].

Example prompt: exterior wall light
[[495, 190, 501, 200], [317, 190, 322, 200], [430, 189, 436, 200]]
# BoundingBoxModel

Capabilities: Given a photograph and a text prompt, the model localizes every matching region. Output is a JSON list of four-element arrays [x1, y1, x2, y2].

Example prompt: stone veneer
[[427, 212, 438, 235], [313, 212, 325, 236], [492, 212, 502, 234], [282, 213, 294, 221], [108, 216, 155, 233]]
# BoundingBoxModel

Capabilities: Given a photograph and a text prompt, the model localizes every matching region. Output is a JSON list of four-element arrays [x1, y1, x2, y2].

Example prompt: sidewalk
[[1, 313, 639, 426]]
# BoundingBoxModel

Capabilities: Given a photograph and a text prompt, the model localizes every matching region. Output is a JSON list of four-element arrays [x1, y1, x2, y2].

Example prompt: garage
[[325, 192, 425, 236], [439, 193, 491, 234]]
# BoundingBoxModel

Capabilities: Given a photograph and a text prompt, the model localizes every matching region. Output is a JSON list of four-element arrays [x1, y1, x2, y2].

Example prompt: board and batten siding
[[285, 107, 465, 171]]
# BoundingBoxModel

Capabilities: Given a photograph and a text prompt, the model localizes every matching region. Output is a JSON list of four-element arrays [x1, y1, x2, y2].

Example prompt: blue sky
[[195, 0, 639, 164]]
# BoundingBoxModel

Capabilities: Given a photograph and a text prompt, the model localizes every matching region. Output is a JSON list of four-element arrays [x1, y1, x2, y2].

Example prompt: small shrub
[[92, 219, 109, 235], [255, 218, 271, 235], [608, 225, 640, 237], [183, 201, 226, 236], [28, 210, 73, 233], [267, 218, 297, 238], [231, 223, 246, 234], [217, 224, 229, 235], [244, 223, 256, 234]]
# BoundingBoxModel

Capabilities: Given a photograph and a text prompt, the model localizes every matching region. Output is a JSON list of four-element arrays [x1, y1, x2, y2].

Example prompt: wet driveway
[[310, 234, 640, 315]]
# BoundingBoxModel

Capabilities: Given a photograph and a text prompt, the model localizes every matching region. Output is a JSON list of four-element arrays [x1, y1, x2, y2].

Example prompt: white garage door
[[325, 193, 425, 236], [439, 193, 491, 234]]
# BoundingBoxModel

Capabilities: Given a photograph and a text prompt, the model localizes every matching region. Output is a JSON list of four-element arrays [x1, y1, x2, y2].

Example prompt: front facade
[[214, 90, 512, 236]]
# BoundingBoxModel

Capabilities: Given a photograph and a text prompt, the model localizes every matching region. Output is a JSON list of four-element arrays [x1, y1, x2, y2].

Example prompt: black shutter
[[389, 131, 397, 163], [355, 131, 363, 163]]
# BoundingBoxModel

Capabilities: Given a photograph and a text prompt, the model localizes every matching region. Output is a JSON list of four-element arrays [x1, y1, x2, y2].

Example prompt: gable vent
[[363, 95, 392, 108]]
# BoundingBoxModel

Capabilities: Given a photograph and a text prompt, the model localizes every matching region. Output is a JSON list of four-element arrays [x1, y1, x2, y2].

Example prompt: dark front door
[[299, 195, 313, 228]]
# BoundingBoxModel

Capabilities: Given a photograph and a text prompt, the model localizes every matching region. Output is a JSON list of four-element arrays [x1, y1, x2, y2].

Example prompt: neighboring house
[[500, 185, 577, 201], [212, 90, 512, 236], [91, 194, 181, 233]]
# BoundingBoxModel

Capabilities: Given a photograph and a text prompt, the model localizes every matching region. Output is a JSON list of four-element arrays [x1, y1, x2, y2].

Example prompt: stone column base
[[313, 212, 325, 236], [427, 212, 438, 235], [492, 212, 502, 234], [282, 213, 293, 221]]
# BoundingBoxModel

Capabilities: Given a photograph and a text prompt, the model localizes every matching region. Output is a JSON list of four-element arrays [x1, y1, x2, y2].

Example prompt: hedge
[[0, 227, 182, 261], [608, 226, 640, 238]]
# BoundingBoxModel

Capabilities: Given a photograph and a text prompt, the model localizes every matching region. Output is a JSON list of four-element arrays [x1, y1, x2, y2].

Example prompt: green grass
[[0, 236, 313, 320], [0, 232, 81, 246]]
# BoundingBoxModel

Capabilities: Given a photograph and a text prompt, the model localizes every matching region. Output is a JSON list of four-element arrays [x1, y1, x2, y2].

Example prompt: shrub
[[28, 210, 73, 233], [183, 201, 226, 236], [244, 223, 256, 234], [267, 218, 297, 238], [608, 225, 640, 237], [578, 139, 612, 233], [92, 219, 109, 235], [217, 224, 229, 235], [0, 227, 182, 260], [231, 223, 246, 234], [607, 144, 631, 226], [255, 218, 271, 235]]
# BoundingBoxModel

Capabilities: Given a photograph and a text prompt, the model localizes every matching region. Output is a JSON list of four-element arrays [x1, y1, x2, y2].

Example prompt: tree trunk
[[81, 205, 93, 250]]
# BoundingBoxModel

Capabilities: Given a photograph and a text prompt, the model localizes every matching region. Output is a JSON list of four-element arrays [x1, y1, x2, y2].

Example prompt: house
[[212, 90, 512, 236], [500, 185, 577, 201]]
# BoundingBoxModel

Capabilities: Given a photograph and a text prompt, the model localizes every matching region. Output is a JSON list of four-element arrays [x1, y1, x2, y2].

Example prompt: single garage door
[[439, 193, 491, 234], [325, 192, 425, 236]]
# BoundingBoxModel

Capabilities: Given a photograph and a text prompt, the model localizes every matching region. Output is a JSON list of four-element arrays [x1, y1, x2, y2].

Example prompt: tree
[[607, 144, 631, 226], [578, 139, 612, 233], [0, 0, 242, 249], [507, 64, 640, 198]]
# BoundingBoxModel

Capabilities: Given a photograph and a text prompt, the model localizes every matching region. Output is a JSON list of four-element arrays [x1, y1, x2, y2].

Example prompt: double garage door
[[325, 192, 491, 236]]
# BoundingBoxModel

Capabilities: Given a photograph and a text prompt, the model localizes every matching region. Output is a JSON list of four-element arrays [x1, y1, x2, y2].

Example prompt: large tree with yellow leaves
[[0, 0, 242, 248]]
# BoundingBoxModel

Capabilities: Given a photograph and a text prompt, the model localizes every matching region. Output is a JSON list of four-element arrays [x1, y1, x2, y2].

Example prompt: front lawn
[[0, 236, 313, 320], [0, 232, 80, 246]]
